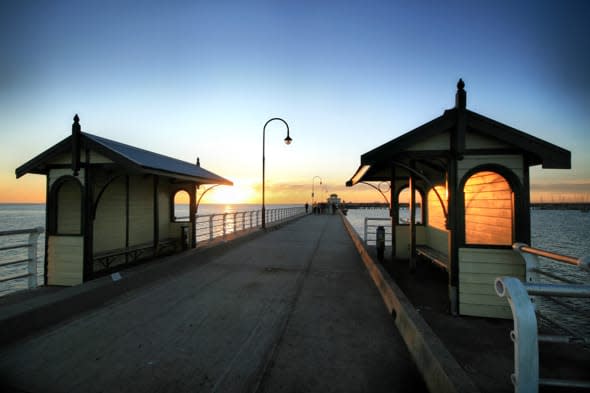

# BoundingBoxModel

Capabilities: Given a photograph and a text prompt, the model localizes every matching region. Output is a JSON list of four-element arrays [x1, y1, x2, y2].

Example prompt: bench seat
[[93, 238, 179, 270], [416, 245, 449, 271]]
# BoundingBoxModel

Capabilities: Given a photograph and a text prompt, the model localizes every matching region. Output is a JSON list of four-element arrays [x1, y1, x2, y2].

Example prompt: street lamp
[[312, 176, 322, 206], [262, 117, 292, 229]]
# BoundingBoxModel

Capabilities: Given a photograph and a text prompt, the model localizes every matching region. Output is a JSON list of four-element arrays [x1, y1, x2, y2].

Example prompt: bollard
[[376, 225, 385, 261], [181, 226, 189, 250]]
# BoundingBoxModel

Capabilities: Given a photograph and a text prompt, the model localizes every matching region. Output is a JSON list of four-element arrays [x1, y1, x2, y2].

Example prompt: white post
[[27, 227, 43, 289], [223, 213, 228, 237], [208, 216, 214, 241]]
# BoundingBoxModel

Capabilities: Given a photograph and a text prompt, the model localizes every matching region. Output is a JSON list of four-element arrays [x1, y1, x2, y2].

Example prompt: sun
[[203, 182, 256, 204]]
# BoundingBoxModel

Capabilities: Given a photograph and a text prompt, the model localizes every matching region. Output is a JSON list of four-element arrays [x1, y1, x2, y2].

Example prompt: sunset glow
[[1, 2, 589, 205]]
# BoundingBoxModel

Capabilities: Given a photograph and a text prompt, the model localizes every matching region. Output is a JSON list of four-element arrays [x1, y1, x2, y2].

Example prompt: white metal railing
[[495, 243, 590, 393], [363, 217, 392, 247], [0, 227, 44, 294], [194, 207, 305, 244]]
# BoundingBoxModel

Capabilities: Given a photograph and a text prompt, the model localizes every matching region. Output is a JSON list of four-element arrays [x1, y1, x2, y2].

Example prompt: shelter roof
[[347, 81, 571, 186], [16, 130, 233, 186]]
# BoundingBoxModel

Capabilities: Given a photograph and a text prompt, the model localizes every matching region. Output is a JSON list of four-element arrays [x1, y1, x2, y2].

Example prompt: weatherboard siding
[[128, 175, 154, 246], [459, 247, 524, 318], [457, 154, 523, 182], [93, 176, 126, 253], [465, 132, 510, 149], [395, 225, 426, 259], [47, 236, 83, 286], [406, 131, 450, 151], [425, 226, 448, 257]]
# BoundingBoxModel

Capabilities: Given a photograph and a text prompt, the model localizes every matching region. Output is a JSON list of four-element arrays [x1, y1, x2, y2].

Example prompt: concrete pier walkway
[[0, 215, 426, 393]]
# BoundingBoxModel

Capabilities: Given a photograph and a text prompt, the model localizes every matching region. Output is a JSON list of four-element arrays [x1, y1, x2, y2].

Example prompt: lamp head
[[284, 135, 292, 145]]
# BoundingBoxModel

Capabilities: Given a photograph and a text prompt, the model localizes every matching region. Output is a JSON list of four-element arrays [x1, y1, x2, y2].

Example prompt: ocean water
[[1, 204, 589, 335]]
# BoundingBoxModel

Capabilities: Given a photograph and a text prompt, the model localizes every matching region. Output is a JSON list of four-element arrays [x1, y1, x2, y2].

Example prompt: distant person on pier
[[305, 202, 309, 213]]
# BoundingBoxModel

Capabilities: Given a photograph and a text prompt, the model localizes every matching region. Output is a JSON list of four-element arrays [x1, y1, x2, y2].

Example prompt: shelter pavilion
[[16, 115, 232, 286], [347, 80, 570, 318]]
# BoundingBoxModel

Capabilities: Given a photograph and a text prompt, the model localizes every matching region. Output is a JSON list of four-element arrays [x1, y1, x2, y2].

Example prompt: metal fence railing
[[0, 227, 44, 295], [363, 217, 392, 247], [194, 207, 306, 245], [495, 243, 590, 392]]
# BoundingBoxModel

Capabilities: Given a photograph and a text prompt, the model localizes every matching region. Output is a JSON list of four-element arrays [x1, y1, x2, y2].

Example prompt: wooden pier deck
[[0, 215, 426, 393]]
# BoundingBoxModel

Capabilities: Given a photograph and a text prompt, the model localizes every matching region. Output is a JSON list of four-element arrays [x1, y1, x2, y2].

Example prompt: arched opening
[[397, 187, 423, 224], [427, 185, 447, 230], [463, 171, 513, 245], [173, 189, 190, 222], [50, 177, 82, 235]]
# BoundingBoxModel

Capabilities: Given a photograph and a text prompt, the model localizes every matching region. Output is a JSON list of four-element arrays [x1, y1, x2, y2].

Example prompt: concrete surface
[[0, 215, 426, 393]]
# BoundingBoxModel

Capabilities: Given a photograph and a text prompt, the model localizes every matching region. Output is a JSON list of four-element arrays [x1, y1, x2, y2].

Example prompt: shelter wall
[[128, 176, 154, 246], [395, 225, 426, 259], [406, 131, 450, 151], [457, 154, 523, 182], [458, 247, 524, 318], [93, 176, 126, 253], [49, 168, 85, 188], [158, 189, 171, 239], [424, 226, 449, 256], [47, 236, 83, 285], [465, 132, 510, 149]]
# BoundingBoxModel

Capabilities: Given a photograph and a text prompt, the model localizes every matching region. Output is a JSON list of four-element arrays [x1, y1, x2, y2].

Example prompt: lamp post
[[262, 117, 292, 229], [312, 176, 322, 208]]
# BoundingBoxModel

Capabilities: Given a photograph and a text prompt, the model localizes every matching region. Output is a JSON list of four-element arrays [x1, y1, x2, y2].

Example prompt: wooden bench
[[416, 245, 449, 271], [93, 238, 180, 270]]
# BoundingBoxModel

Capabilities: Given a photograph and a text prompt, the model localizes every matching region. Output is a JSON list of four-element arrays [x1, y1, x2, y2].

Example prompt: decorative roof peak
[[455, 78, 466, 109]]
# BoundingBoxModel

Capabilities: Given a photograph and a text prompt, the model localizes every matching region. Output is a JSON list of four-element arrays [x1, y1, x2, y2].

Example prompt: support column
[[447, 160, 459, 315], [190, 183, 197, 248], [390, 165, 397, 260], [409, 161, 417, 272]]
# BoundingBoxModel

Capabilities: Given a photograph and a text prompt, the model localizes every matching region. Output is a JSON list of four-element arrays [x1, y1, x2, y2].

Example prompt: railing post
[[364, 217, 369, 246], [223, 213, 228, 237], [513, 243, 541, 309], [495, 277, 539, 393], [209, 216, 214, 241], [242, 212, 246, 230], [27, 227, 43, 289]]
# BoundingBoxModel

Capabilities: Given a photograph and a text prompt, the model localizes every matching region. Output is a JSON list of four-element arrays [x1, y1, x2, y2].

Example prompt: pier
[[0, 215, 427, 393]]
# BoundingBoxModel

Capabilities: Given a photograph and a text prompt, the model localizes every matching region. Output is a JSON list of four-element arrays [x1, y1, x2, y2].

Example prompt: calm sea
[[1, 204, 588, 334]]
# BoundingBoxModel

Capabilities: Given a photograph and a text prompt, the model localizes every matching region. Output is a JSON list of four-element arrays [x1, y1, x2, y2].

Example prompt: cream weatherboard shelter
[[347, 80, 570, 318], [16, 115, 232, 286]]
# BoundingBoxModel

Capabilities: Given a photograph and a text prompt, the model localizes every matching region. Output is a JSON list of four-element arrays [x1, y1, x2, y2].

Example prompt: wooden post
[[390, 165, 397, 260], [409, 161, 417, 271]]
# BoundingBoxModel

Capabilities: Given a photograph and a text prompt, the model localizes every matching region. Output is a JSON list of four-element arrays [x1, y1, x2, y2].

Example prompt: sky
[[1, 0, 589, 204]]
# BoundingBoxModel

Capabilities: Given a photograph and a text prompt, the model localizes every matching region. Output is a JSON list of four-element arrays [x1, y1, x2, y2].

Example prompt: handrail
[[495, 243, 590, 392], [363, 217, 392, 246], [0, 227, 44, 294], [195, 207, 305, 245], [513, 243, 589, 270]]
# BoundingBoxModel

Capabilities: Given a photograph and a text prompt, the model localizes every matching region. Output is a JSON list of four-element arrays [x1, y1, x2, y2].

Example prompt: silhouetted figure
[[305, 202, 309, 213]]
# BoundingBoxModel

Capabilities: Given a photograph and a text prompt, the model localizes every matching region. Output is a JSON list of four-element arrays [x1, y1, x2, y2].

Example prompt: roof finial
[[72, 114, 81, 135], [457, 78, 465, 91], [71, 114, 81, 176], [196, 157, 200, 167], [455, 78, 466, 109]]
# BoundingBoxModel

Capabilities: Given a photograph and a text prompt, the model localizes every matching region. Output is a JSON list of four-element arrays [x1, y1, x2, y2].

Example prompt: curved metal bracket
[[359, 181, 390, 206], [392, 161, 448, 221]]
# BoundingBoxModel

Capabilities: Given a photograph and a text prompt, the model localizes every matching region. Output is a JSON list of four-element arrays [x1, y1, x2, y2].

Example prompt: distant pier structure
[[347, 80, 571, 318], [16, 115, 232, 286]]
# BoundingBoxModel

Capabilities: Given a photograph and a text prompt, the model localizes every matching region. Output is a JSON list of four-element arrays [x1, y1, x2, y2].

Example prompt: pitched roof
[[16, 132, 233, 186], [348, 83, 571, 186]]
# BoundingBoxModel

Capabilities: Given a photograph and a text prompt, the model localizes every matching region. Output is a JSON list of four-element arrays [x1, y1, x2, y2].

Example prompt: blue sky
[[1, 0, 589, 203]]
